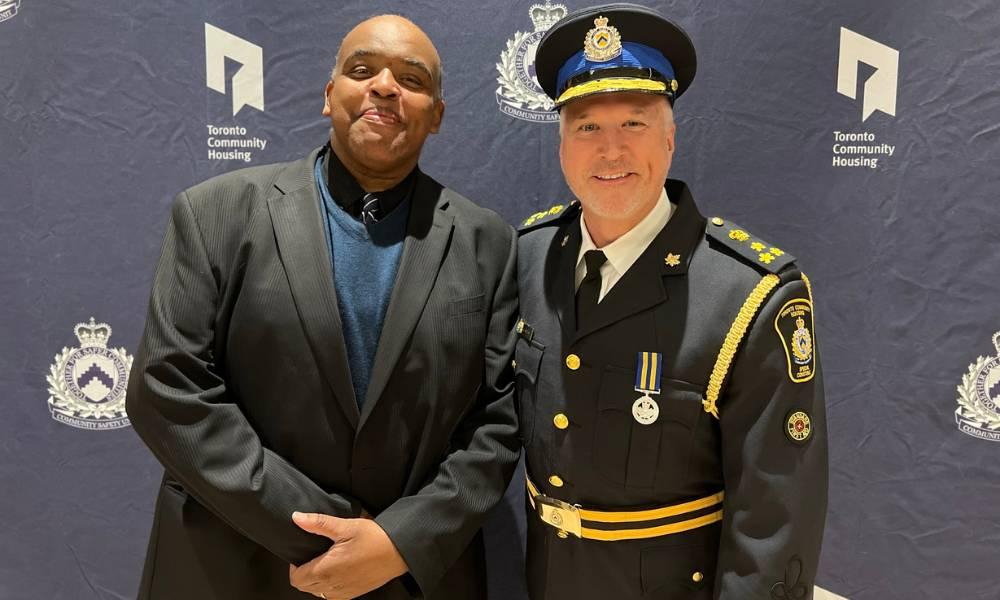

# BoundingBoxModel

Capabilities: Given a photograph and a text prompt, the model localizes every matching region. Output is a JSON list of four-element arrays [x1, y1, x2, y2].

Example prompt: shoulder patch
[[518, 201, 580, 234], [705, 217, 797, 274], [774, 296, 816, 383]]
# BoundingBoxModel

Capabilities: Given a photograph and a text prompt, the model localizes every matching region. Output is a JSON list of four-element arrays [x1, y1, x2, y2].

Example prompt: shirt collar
[[577, 187, 673, 276], [323, 144, 416, 219]]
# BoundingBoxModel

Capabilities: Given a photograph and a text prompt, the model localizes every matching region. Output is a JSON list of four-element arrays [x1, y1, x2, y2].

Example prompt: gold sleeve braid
[[701, 274, 782, 419], [702, 272, 815, 419], [801, 272, 813, 305]]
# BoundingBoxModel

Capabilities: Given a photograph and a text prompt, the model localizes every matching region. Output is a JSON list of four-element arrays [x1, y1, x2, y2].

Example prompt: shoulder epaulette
[[705, 216, 796, 274], [517, 201, 580, 234]]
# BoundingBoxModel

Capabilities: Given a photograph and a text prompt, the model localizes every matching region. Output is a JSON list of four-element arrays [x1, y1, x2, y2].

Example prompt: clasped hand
[[289, 511, 408, 599]]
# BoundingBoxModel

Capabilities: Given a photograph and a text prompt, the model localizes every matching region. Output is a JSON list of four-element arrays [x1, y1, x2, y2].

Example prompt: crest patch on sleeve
[[774, 298, 815, 383], [784, 410, 813, 444]]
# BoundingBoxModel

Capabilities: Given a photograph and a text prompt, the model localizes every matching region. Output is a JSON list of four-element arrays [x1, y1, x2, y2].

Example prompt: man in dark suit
[[126, 15, 519, 600], [514, 5, 828, 599]]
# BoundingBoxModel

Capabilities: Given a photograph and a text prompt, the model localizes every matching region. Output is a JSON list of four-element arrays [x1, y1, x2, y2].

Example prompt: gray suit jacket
[[126, 146, 520, 599]]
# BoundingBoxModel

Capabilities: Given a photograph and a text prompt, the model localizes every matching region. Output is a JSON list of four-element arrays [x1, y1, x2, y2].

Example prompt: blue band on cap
[[556, 42, 676, 97]]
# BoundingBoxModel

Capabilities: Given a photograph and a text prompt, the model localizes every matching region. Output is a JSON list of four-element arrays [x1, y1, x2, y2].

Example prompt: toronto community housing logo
[[832, 28, 899, 170], [204, 23, 268, 162]]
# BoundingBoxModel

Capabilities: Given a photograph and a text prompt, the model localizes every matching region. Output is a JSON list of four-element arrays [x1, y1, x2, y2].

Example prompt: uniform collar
[[650, 179, 707, 276]]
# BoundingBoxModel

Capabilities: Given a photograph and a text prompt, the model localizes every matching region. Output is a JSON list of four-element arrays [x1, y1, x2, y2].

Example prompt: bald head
[[333, 15, 443, 100], [322, 13, 446, 192]]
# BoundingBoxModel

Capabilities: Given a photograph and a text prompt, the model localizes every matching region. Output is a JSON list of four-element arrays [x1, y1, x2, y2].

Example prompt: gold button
[[711, 217, 724, 227], [511, 359, 517, 369], [692, 572, 704, 583], [565, 354, 581, 370], [548, 475, 564, 487], [557, 530, 569, 539], [553, 413, 569, 429]]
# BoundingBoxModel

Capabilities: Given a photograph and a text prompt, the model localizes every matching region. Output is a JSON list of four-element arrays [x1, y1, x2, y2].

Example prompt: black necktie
[[361, 193, 382, 225], [576, 250, 607, 329]]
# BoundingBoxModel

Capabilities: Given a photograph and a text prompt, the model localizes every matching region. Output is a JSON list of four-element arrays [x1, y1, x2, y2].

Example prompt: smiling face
[[323, 15, 444, 186], [559, 92, 675, 226]]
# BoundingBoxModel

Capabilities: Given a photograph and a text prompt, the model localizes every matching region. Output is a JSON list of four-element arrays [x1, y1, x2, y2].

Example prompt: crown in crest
[[530, 1, 567, 32], [75, 317, 112, 347], [795, 317, 805, 329]]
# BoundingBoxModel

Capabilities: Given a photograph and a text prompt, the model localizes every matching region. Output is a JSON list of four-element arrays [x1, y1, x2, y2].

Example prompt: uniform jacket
[[516, 180, 828, 599], [126, 146, 520, 600]]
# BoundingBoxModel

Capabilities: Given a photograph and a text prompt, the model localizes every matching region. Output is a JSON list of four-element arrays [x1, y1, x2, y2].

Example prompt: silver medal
[[632, 395, 659, 425]]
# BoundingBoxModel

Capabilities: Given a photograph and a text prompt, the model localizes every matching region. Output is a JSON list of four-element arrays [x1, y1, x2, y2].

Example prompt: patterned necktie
[[575, 250, 607, 329], [360, 193, 382, 225]]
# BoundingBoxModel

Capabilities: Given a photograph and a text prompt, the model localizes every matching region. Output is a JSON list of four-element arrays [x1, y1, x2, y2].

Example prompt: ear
[[664, 120, 676, 153], [322, 80, 334, 117], [429, 99, 445, 134]]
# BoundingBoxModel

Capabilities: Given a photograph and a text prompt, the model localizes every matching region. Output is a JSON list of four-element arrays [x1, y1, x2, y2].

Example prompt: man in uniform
[[515, 4, 828, 598], [126, 15, 519, 600]]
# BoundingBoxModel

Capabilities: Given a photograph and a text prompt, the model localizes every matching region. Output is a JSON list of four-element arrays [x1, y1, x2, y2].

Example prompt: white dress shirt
[[575, 189, 674, 302]]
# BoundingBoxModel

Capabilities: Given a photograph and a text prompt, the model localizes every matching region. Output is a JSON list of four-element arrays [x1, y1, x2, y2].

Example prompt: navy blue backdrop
[[2, 1, 999, 598]]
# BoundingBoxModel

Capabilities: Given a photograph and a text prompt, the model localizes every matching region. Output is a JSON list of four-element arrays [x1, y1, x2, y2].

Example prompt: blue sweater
[[314, 157, 410, 408]]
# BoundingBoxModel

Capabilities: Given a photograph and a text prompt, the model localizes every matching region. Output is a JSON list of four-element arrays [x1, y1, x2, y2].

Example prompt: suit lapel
[[267, 147, 360, 428], [575, 180, 706, 341], [358, 172, 454, 429], [544, 216, 582, 345]]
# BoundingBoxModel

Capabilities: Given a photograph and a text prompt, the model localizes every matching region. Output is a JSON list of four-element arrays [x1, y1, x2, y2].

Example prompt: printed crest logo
[[496, 1, 567, 122], [0, 0, 21, 24], [46, 318, 132, 430], [955, 331, 1000, 442]]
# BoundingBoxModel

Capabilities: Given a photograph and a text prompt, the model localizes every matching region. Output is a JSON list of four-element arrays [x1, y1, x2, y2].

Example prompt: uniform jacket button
[[565, 354, 581, 370], [553, 413, 569, 429], [548, 475, 564, 487]]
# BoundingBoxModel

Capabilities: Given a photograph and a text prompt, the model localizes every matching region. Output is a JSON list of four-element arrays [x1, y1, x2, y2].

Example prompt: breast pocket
[[448, 293, 485, 317], [514, 337, 543, 446], [594, 366, 703, 489]]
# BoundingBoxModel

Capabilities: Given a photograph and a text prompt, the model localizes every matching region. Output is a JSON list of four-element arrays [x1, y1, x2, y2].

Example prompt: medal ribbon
[[634, 351, 663, 395]]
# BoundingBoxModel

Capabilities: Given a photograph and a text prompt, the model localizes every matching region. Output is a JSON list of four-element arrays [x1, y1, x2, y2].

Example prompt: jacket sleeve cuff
[[375, 510, 446, 597]]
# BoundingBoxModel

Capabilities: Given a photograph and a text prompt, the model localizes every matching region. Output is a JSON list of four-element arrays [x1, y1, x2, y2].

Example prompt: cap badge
[[584, 15, 622, 62]]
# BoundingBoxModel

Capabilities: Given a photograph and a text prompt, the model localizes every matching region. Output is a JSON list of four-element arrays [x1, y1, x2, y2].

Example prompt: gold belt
[[526, 476, 724, 541]]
